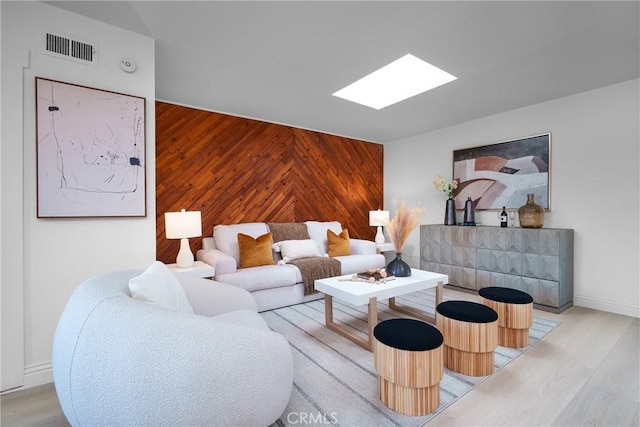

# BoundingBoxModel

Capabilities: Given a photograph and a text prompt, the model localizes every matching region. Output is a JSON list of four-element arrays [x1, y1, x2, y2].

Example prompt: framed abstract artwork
[[452, 133, 551, 210], [36, 77, 146, 217]]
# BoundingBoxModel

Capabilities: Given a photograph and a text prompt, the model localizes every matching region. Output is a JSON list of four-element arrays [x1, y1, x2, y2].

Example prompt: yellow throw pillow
[[327, 229, 351, 257], [237, 232, 276, 268]]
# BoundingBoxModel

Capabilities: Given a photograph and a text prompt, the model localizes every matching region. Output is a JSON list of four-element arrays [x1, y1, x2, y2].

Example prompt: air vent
[[42, 31, 98, 66]]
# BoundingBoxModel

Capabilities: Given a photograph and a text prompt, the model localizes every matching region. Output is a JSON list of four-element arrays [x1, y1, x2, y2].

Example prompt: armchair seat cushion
[[212, 309, 272, 331]]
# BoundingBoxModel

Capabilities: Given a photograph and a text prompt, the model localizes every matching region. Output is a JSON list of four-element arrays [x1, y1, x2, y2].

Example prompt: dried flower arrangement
[[385, 200, 425, 253]]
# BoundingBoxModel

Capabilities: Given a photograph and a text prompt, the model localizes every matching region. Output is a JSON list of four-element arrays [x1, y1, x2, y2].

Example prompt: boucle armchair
[[52, 269, 293, 427]]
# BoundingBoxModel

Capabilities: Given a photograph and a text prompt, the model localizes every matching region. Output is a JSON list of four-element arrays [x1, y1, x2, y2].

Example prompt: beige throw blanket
[[267, 222, 342, 295], [289, 257, 342, 296], [267, 222, 310, 242]]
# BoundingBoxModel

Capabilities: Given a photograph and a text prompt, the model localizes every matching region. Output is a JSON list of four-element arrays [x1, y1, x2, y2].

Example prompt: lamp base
[[375, 226, 386, 245], [176, 238, 195, 268]]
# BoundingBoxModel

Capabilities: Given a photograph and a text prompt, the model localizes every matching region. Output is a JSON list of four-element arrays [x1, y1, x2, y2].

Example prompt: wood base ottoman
[[436, 301, 498, 376], [479, 286, 534, 348], [373, 318, 444, 416]]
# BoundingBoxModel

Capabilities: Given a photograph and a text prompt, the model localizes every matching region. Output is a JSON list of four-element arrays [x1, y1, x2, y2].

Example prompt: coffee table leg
[[323, 294, 377, 351], [436, 280, 443, 306], [388, 281, 445, 324], [325, 294, 334, 325], [368, 297, 377, 350]]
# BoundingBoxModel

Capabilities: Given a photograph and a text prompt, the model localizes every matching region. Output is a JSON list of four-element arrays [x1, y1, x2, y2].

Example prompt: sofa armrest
[[179, 275, 258, 316], [196, 248, 237, 275], [350, 238, 377, 255], [202, 236, 216, 250]]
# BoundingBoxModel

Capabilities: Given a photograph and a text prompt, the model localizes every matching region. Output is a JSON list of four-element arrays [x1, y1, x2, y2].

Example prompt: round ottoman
[[373, 318, 444, 416], [436, 301, 498, 376], [479, 287, 534, 348]]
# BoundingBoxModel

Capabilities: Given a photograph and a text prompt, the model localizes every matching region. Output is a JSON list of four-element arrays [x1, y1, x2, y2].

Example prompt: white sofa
[[53, 269, 293, 427], [197, 221, 385, 312]]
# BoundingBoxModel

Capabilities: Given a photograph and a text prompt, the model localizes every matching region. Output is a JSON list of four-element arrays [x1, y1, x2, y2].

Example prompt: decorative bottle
[[500, 206, 508, 228], [518, 193, 544, 228], [463, 197, 475, 226]]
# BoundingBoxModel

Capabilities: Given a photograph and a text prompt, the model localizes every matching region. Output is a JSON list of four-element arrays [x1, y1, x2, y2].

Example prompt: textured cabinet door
[[420, 225, 573, 313]]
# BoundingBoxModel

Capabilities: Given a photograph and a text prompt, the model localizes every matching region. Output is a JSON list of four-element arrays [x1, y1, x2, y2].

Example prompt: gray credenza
[[420, 225, 574, 313]]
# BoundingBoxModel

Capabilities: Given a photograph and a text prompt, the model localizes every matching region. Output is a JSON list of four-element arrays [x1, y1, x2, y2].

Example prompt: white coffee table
[[314, 269, 448, 350]]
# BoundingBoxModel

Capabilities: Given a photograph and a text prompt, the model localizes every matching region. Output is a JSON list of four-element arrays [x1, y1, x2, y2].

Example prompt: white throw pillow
[[128, 261, 194, 314], [276, 239, 322, 262]]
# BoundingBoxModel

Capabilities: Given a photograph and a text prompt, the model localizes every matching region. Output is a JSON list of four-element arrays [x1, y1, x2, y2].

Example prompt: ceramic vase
[[463, 197, 476, 226], [444, 198, 456, 225], [518, 193, 544, 228], [386, 253, 411, 277]]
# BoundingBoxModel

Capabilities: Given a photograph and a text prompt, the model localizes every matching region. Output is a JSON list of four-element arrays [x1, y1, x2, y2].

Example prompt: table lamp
[[165, 209, 202, 267], [369, 209, 389, 245]]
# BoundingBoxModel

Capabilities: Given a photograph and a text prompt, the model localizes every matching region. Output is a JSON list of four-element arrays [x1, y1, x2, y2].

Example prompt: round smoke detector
[[120, 58, 137, 73]]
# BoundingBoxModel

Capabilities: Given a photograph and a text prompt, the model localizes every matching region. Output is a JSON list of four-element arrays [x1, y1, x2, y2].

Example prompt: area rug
[[263, 288, 560, 427]]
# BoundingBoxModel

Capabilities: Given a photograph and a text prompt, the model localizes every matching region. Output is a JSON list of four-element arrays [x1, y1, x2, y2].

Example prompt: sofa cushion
[[327, 229, 351, 257], [276, 239, 322, 261], [216, 264, 302, 293], [238, 232, 276, 268], [349, 238, 378, 255], [128, 261, 194, 314], [214, 222, 269, 264], [305, 221, 343, 254]]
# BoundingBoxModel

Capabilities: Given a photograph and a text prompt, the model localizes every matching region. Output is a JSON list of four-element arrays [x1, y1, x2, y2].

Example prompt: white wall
[[385, 79, 639, 318], [1, 1, 156, 390]]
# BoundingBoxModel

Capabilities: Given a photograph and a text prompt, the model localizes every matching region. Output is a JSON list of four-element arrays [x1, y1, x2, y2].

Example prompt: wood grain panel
[[292, 129, 384, 240], [156, 102, 383, 263]]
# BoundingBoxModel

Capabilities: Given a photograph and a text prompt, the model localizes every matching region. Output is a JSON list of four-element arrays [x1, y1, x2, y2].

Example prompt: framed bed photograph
[[452, 133, 551, 211], [36, 77, 146, 217]]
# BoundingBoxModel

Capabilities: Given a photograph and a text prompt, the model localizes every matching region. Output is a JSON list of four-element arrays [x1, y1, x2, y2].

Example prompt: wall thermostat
[[120, 58, 136, 73]]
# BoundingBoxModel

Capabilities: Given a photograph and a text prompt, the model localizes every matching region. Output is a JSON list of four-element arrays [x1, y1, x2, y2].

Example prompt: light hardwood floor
[[2, 289, 638, 427]]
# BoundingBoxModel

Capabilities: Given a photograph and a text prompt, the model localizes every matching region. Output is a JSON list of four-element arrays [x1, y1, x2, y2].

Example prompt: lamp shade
[[369, 210, 389, 226], [165, 209, 202, 239]]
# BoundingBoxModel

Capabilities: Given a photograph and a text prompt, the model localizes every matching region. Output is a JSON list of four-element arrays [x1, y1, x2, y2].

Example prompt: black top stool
[[478, 287, 533, 348], [372, 318, 443, 416], [436, 300, 498, 376]]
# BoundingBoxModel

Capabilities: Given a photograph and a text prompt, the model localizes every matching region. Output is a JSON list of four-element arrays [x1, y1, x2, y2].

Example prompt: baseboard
[[1, 362, 53, 394], [23, 362, 53, 389], [574, 295, 639, 318]]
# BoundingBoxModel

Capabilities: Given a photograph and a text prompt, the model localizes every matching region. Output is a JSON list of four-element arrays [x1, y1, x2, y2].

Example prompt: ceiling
[[46, 1, 639, 143]]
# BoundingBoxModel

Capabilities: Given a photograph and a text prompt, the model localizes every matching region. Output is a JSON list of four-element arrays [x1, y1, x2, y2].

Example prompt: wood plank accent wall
[[156, 102, 384, 263]]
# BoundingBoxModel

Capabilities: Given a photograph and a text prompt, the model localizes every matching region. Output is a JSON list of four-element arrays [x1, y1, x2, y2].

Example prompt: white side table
[[167, 261, 215, 279]]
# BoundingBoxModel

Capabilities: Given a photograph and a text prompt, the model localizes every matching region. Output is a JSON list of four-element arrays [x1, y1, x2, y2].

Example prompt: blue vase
[[386, 253, 411, 277]]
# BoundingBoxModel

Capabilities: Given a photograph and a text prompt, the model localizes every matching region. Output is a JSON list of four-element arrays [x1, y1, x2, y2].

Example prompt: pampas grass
[[385, 200, 425, 253]]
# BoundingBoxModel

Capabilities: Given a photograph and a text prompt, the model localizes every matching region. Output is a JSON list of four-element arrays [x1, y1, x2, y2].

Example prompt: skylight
[[332, 54, 457, 110]]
